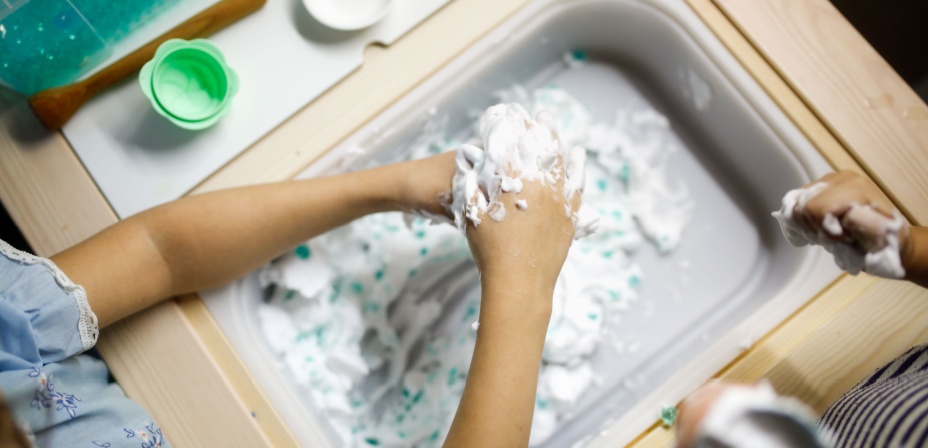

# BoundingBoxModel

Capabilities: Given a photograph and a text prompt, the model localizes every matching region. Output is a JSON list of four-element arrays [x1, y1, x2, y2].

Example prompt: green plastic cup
[[139, 39, 238, 130]]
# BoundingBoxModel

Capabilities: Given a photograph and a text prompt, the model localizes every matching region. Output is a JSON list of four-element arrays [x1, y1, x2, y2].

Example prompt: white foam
[[532, 85, 694, 253], [258, 86, 694, 447], [450, 103, 598, 239], [685, 68, 712, 111], [772, 183, 906, 279]]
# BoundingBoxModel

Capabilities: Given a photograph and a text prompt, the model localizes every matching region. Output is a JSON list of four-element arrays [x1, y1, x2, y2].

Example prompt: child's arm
[[444, 178, 578, 447], [51, 153, 455, 328], [676, 172, 928, 448], [794, 171, 928, 288], [903, 227, 928, 288]]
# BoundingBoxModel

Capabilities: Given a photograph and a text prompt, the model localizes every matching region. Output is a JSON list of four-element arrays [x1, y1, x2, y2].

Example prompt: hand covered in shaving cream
[[465, 172, 580, 297], [676, 380, 826, 448], [676, 381, 747, 448], [789, 170, 928, 289], [795, 171, 908, 254]]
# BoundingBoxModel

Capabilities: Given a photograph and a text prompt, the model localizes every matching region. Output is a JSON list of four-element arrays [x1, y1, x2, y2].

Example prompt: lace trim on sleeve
[[0, 240, 99, 351]]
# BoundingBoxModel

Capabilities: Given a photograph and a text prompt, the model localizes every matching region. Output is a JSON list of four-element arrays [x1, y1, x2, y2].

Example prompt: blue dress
[[0, 240, 168, 447]]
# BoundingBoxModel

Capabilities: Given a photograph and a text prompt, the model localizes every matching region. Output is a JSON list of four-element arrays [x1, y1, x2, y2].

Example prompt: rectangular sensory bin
[[202, 0, 841, 446]]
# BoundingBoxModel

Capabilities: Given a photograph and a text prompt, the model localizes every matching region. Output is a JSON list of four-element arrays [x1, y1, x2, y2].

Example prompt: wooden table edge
[[1, 0, 925, 446]]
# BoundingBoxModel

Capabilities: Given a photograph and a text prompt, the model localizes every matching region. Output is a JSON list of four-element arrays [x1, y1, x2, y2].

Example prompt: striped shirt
[[820, 344, 928, 447]]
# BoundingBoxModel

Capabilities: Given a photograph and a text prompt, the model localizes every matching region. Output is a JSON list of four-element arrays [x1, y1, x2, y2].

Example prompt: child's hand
[[795, 171, 928, 288], [795, 171, 905, 252], [676, 381, 741, 448], [677, 381, 825, 447], [465, 177, 579, 298], [445, 170, 580, 448], [392, 152, 457, 219]]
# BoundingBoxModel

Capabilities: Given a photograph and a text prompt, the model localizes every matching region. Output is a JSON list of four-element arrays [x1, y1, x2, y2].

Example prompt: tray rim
[[202, 0, 844, 445]]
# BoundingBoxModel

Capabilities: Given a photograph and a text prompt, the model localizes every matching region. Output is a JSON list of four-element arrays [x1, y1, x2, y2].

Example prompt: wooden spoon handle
[[29, 0, 266, 130]]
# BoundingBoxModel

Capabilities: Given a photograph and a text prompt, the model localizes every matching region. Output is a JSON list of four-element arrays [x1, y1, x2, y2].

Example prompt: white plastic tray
[[202, 0, 842, 446], [61, 0, 451, 218]]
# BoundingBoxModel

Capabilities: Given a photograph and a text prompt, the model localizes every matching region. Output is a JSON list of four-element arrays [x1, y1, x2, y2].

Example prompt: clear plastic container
[[0, 0, 178, 95]]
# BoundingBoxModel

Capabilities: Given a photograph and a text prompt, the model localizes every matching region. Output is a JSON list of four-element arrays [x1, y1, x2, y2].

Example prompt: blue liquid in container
[[0, 0, 179, 95]]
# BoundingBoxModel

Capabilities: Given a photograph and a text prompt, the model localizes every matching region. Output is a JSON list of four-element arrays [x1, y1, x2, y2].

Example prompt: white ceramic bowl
[[302, 0, 394, 31]]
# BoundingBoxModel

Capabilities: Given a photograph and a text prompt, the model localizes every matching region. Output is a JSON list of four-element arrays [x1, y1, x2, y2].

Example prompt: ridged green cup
[[139, 38, 238, 130]]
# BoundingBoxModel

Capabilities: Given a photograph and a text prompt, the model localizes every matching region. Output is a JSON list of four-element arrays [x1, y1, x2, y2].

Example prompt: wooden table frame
[[1, 0, 925, 446]]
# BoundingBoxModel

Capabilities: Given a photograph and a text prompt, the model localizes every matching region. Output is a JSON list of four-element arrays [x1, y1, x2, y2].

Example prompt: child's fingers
[[848, 175, 896, 219], [800, 187, 857, 241], [842, 206, 891, 252], [796, 171, 894, 241], [677, 381, 745, 448], [792, 171, 901, 253], [806, 171, 895, 219]]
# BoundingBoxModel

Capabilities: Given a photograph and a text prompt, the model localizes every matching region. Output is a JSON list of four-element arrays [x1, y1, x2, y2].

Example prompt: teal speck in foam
[[659, 235, 672, 250], [414, 230, 426, 239], [572, 49, 587, 61], [294, 244, 311, 260], [629, 275, 641, 287], [284, 289, 296, 301], [588, 313, 599, 321], [351, 282, 364, 294], [375, 269, 384, 281], [365, 437, 380, 446], [408, 269, 418, 277], [597, 178, 608, 192], [602, 250, 614, 259], [660, 405, 678, 427], [430, 431, 440, 441], [420, 247, 428, 256], [620, 164, 631, 183], [462, 304, 477, 322], [363, 302, 381, 314]]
